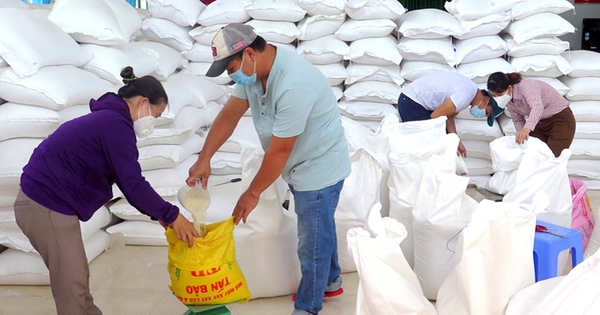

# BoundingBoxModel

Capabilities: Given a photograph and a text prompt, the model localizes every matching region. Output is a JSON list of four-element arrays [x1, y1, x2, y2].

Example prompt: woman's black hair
[[117, 66, 168, 105], [230, 36, 268, 61], [487, 72, 523, 93]]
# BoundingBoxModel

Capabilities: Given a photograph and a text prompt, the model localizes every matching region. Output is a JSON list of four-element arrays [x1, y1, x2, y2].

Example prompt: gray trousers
[[14, 189, 102, 315]]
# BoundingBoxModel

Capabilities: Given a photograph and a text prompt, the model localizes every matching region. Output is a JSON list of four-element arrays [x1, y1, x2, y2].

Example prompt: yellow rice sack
[[166, 217, 251, 305]]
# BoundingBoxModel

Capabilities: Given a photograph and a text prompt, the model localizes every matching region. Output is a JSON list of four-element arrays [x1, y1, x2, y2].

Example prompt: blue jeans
[[290, 180, 344, 315], [397, 93, 432, 122]]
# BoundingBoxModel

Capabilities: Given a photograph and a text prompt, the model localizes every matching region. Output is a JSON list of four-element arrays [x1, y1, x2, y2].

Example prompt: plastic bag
[[166, 217, 251, 305], [570, 177, 595, 251]]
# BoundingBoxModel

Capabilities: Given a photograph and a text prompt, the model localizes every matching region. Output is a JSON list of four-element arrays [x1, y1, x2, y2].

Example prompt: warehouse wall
[[561, 1, 600, 50]]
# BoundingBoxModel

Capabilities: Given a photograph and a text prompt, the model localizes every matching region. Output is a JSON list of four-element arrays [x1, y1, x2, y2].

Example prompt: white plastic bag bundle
[[347, 203, 437, 315], [436, 199, 537, 315]]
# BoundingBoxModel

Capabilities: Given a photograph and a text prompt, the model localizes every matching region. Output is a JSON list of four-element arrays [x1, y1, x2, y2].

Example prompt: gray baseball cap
[[206, 23, 257, 77]]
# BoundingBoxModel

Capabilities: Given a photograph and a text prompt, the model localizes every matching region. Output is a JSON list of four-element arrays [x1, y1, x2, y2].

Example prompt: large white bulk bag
[[0, 103, 59, 142], [244, 0, 306, 22], [196, 0, 250, 26], [397, 8, 461, 39], [147, 0, 206, 27]]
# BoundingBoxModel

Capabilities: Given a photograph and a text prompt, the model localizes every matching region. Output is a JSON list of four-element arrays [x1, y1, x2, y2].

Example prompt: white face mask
[[494, 91, 512, 109], [133, 103, 155, 138]]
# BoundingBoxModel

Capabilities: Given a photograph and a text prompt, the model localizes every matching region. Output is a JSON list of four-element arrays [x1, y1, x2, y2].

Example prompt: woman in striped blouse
[[487, 72, 575, 157]]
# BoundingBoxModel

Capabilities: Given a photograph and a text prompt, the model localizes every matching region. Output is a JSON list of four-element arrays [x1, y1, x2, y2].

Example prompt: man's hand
[[457, 141, 467, 158], [186, 159, 211, 190], [231, 190, 260, 225], [515, 128, 531, 145], [169, 213, 199, 247]]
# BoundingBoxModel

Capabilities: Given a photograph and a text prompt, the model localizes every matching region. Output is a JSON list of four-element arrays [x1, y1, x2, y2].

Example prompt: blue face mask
[[469, 102, 486, 118], [229, 53, 256, 86]]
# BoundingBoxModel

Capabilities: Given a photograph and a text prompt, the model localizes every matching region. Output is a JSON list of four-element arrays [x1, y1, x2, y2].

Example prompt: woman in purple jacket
[[14, 67, 198, 315]]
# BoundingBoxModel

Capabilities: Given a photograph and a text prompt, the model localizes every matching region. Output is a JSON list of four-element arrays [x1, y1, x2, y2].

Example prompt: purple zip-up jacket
[[20, 92, 179, 223]]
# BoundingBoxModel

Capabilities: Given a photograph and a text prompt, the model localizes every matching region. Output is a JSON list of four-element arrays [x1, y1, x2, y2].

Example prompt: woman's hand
[[169, 213, 199, 247], [515, 128, 531, 145]]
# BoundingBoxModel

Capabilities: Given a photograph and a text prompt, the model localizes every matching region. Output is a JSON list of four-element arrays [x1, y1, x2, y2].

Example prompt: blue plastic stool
[[533, 220, 583, 282]]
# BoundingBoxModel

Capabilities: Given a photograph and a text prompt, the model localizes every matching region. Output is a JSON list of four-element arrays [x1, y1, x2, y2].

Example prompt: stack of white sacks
[[0, 3, 118, 285], [560, 49, 600, 189]]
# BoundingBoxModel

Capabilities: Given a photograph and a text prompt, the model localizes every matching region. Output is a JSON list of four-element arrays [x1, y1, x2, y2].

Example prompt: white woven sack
[[569, 138, 600, 159], [188, 24, 227, 45], [297, 13, 346, 41], [141, 18, 194, 52], [489, 136, 526, 172], [528, 248, 600, 315], [0, 138, 41, 190], [109, 195, 192, 222], [455, 118, 504, 141], [297, 0, 345, 15], [445, 0, 521, 21], [106, 221, 168, 246], [387, 132, 458, 268], [296, 35, 350, 65], [345, 0, 406, 20], [130, 41, 188, 81], [455, 35, 508, 65], [511, 54, 572, 77], [335, 149, 383, 273], [345, 63, 403, 85], [230, 147, 301, 298], [397, 8, 461, 39], [347, 204, 437, 315], [79, 44, 158, 85], [498, 113, 516, 134], [503, 138, 572, 228], [0, 8, 91, 77], [568, 159, 600, 180], [48, 0, 140, 46], [436, 200, 536, 315], [147, 0, 206, 27], [505, 277, 565, 315], [160, 73, 226, 120], [346, 36, 402, 66], [561, 77, 600, 101], [457, 57, 515, 84], [245, 20, 300, 44], [461, 140, 491, 159], [463, 157, 494, 176], [574, 121, 600, 140], [244, 0, 306, 22], [178, 62, 232, 85], [344, 81, 401, 104], [314, 62, 347, 86], [181, 42, 213, 63], [58, 105, 91, 125], [0, 65, 114, 110], [338, 101, 398, 121], [397, 37, 456, 66], [562, 50, 600, 78], [218, 116, 261, 154], [504, 35, 570, 58], [400, 60, 456, 82], [505, 13, 575, 45], [413, 152, 478, 299], [196, 0, 250, 26], [335, 18, 396, 42], [511, 0, 574, 21], [454, 12, 512, 40], [138, 133, 205, 171], [135, 108, 206, 147], [570, 101, 600, 122], [524, 76, 570, 96], [484, 170, 518, 195], [0, 103, 59, 142]]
